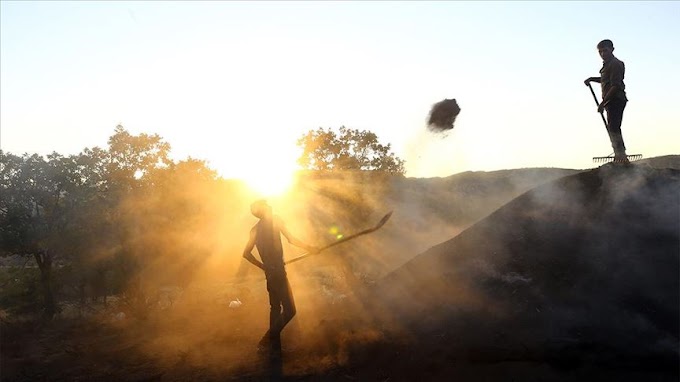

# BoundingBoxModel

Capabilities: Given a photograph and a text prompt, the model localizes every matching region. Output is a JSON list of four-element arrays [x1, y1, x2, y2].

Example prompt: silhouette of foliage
[[297, 126, 405, 175], [0, 151, 82, 317], [0, 126, 227, 319]]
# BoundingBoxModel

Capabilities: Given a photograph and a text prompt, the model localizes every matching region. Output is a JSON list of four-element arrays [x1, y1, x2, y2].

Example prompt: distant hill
[[636, 154, 680, 169], [386, 155, 678, 233], [290, 167, 583, 279], [289, 156, 678, 277], [389, 167, 580, 226], [368, 163, 679, 375]]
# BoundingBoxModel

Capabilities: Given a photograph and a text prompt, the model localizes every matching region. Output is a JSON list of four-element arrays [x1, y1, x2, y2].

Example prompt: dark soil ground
[[2, 303, 676, 382]]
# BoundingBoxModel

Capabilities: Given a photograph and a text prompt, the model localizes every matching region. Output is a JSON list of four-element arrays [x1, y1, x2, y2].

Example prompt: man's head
[[250, 199, 271, 219], [597, 39, 615, 60]]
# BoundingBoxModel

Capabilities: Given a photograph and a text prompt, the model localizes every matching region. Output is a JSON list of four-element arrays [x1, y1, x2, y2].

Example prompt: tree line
[[0, 125, 404, 318]]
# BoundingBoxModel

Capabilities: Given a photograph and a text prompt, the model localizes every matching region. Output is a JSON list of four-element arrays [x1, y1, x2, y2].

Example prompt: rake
[[593, 153, 643, 164], [586, 82, 642, 164]]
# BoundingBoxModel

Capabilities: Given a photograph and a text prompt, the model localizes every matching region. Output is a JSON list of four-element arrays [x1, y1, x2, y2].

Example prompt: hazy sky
[[2, 1, 679, 181]]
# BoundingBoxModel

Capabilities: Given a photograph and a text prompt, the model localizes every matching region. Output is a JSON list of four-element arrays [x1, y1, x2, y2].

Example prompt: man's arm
[[242, 227, 264, 271], [278, 218, 317, 253], [584, 76, 601, 86]]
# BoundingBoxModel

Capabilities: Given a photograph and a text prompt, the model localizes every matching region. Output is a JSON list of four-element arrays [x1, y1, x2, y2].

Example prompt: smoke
[[56, 163, 679, 378], [366, 165, 680, 369], [64, 168, 476, 377]]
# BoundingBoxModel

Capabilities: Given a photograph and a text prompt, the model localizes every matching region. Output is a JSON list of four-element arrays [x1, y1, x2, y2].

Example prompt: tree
[[0, 151, 81, 317], [297, 126, 405, 175], [295, 127, 404, 292], [0, 125, 240, 319], [0, 126, 175, 318]]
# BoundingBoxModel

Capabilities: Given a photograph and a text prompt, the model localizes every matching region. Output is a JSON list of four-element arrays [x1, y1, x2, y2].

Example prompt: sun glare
[[241, 165, 296, 197], [211, 127, 303, 198], [232, 143, 301, 198]]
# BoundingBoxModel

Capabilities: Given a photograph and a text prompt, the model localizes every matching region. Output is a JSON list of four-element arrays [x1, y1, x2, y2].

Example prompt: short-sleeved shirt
[[600, 56, 628, 103]]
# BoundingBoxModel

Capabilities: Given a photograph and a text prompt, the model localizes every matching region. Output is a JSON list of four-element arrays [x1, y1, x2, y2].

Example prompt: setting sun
[[231, 141, 301, 197], [240, 164, 297, 197]]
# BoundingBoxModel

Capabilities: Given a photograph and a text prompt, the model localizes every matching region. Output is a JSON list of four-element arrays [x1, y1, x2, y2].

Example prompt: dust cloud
[[70, 168, 471, 377], [19, 161, 676, 380]]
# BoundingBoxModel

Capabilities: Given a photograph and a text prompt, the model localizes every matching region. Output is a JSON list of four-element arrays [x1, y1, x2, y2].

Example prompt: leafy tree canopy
[[296, 126, 405, 175]]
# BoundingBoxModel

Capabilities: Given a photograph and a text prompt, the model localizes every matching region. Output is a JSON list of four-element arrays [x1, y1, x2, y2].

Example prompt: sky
[[2, 1, 679, 184]]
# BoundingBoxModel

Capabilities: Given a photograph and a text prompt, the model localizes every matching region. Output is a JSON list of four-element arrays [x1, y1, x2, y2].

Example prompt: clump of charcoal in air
[[427, 98, 461, 133]]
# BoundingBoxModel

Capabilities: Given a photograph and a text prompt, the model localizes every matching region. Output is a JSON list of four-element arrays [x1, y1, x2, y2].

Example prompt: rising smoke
[[368, 165, 680, 371]]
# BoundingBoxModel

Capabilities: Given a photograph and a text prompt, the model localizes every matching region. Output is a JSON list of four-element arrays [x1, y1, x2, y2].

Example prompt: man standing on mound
[[584, 39, 630, 164], [242, 200, 317, 351]]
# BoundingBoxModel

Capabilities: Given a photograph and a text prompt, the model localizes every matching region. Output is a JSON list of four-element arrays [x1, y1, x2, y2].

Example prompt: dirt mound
[[368, 163, 679, 375]]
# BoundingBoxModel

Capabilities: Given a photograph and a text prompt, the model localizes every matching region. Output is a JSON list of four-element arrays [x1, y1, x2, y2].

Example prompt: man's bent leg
[[278, 277, 297, 333], [265, 277, 284, 343], [267, 276, 296, 336]]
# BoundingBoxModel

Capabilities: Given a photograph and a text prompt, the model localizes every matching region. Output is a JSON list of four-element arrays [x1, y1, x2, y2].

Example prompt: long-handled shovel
[[217, 212, 393, 308], [285, 211, 393, 265], [587, 83, 642, 163]]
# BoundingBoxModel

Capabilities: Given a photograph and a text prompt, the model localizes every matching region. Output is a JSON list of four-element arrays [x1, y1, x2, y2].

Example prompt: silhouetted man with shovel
[[242, 200, 317, 351], [584, 39, 629, 164]]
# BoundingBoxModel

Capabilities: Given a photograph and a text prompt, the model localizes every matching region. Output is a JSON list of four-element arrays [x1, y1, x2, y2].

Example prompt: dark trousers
[[265, 271, 296, 339], [605, 100, 627, 156]]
